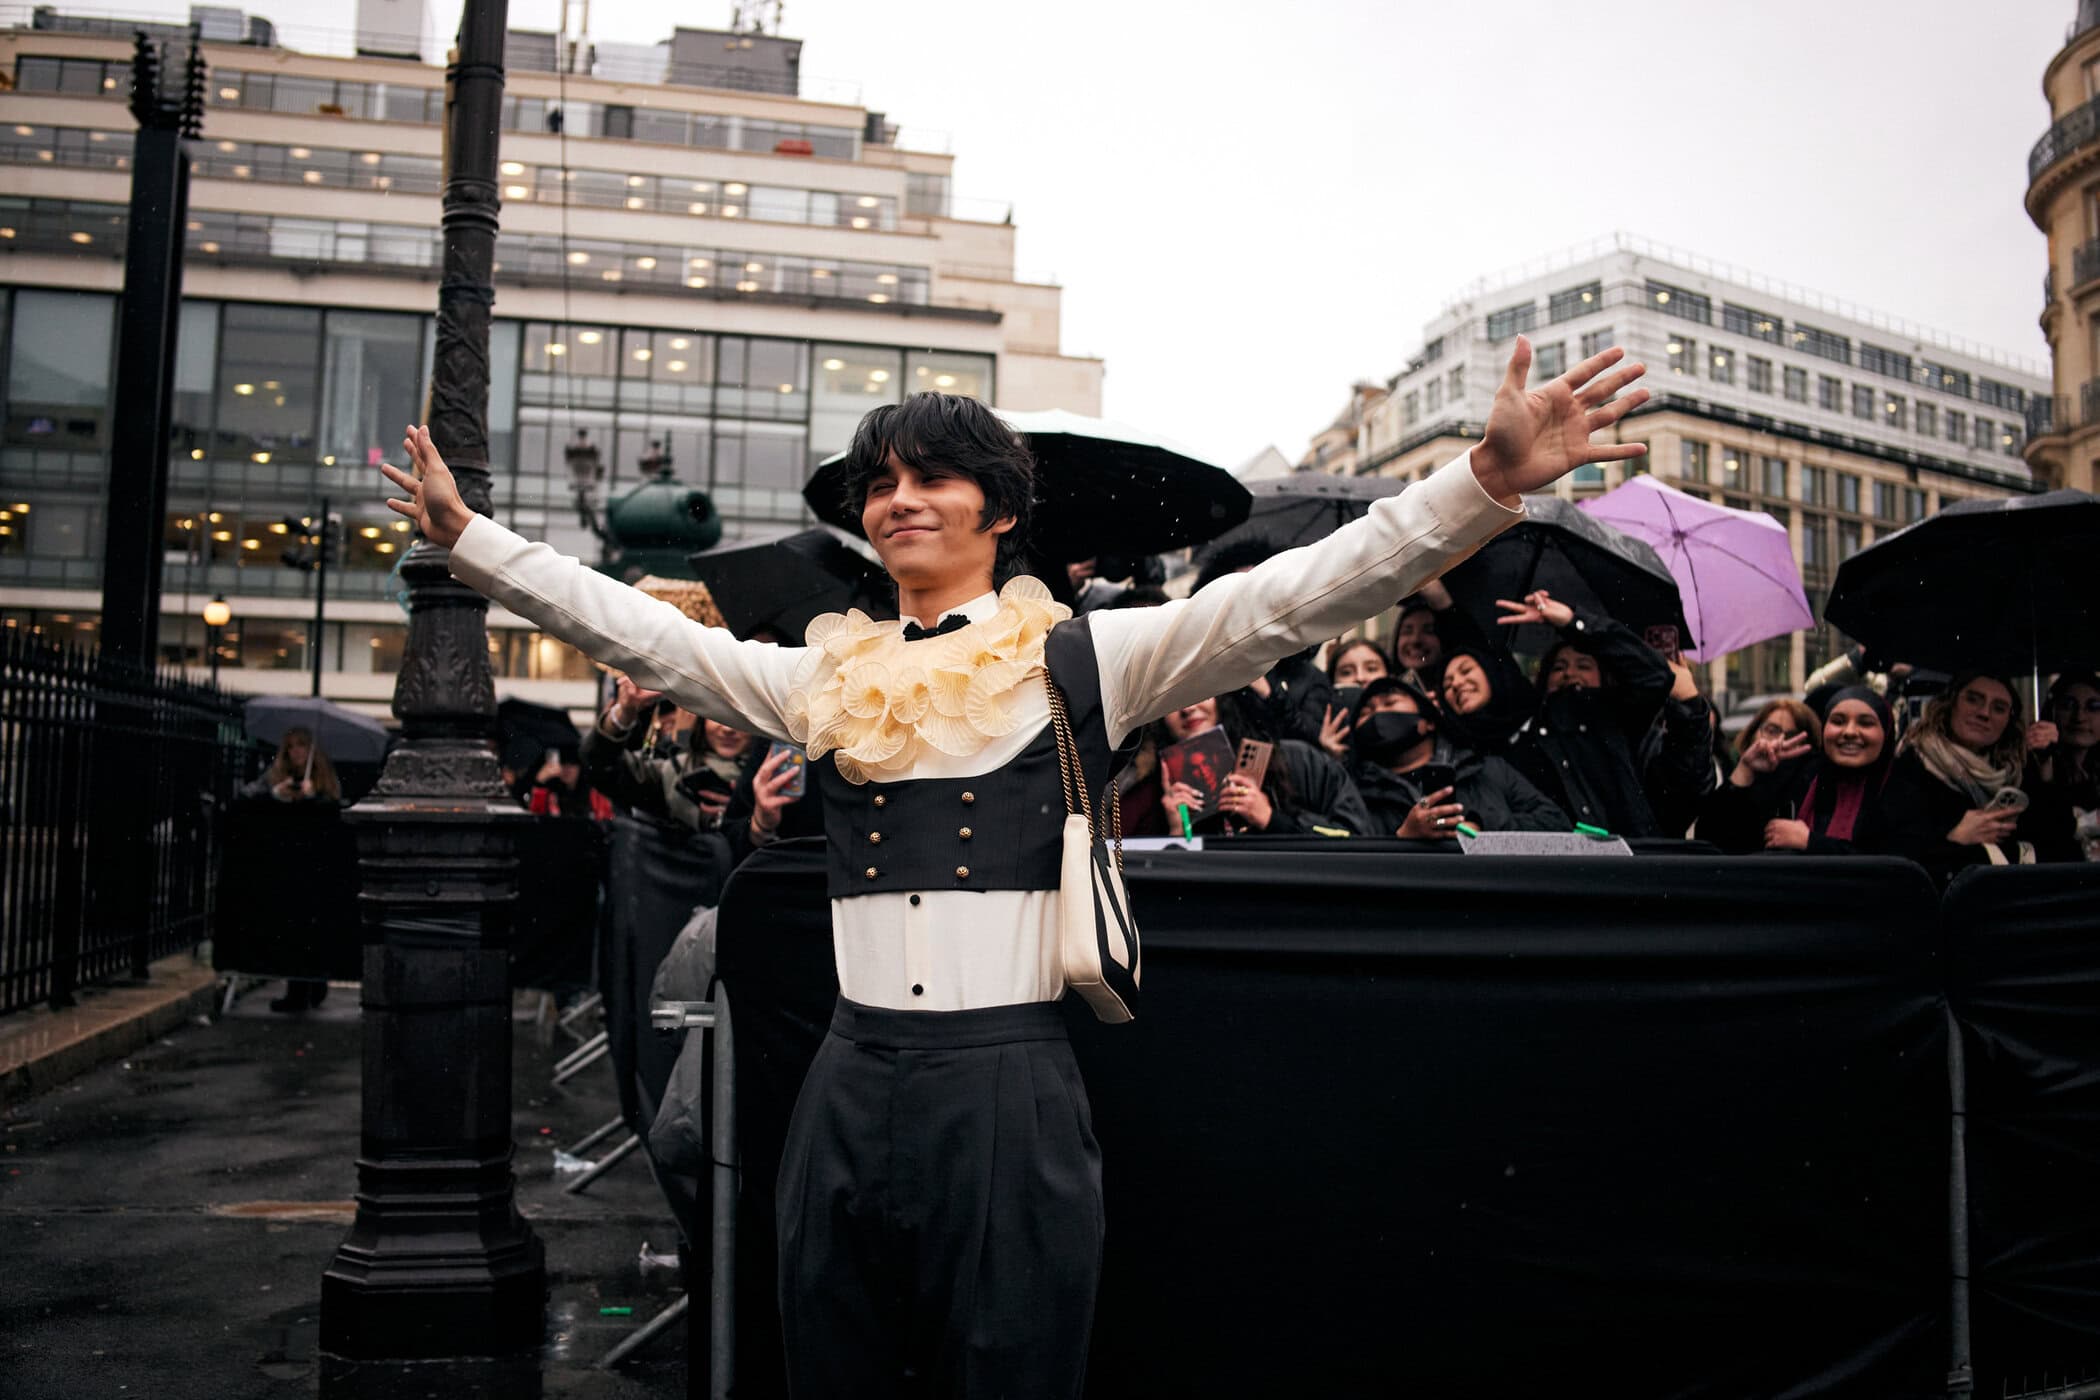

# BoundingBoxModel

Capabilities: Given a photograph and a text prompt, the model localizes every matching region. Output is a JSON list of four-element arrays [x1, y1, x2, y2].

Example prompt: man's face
[[1394, 612, 1441, 670], [1545, 646, 1604, 694], [861, 450, 1011, 589]]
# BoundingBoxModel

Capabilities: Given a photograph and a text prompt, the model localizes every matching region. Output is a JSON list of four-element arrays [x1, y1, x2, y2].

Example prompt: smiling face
[[1162, 698, 1219, 742], [1950, 678, 2014, 753], [2052, 681, 2100, 750], [859, 450, 1011, 593], [1821, 699, 1886, 769], [1393, 611, 1441, 670], [1441, 654, 1493, 715], [1332, 641, 1388, 688], [1544, 645, 1604, 694]]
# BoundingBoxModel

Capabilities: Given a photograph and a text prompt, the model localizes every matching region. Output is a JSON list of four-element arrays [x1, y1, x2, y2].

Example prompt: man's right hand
[[378, 424, 475, 548]]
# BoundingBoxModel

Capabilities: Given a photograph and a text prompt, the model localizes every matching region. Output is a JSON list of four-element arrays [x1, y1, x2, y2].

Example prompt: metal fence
[[0, 628, 250, 1014]]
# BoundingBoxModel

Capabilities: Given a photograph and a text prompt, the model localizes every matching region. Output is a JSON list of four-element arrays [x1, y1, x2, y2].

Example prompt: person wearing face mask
[[1882, 671, 2076, 877], [1319, 638, 1390, 760], [1132, 690, 1370, 837], [1494, 589, 1675, 837], [1697, 691, 1895, 854], [1349, 677, 1568, 837]]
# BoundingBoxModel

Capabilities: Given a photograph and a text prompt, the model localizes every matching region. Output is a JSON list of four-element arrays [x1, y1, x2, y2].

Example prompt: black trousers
[[777, 997, 1104, 1400]]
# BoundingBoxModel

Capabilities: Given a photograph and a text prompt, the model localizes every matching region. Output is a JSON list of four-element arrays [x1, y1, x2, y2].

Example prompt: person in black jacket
[[1141, 689, 1371, 837], [1882, 670, 2075, 879], [1636, 622, 1720, 837], [1348, 677, 1568, 836], [1494, 589, 1675, 837], [1698, 689, 1896, 855]]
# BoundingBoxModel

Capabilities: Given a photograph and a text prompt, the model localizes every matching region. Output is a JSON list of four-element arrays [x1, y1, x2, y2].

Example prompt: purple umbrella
[[1579, 475, 1812, 661]]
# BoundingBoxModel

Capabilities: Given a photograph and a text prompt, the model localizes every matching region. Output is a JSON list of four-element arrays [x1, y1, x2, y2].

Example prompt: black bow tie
[[901, 614, 972, 642]]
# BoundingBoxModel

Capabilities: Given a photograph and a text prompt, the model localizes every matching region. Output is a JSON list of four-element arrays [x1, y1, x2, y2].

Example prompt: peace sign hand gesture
[[378, 424, 476, 549], [1472, 339, 1649, 504]]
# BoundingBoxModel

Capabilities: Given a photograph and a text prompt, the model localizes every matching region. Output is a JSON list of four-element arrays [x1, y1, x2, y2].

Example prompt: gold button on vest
[[864, 866, 878, 880], [873, 794, 887, 808], [955, 865, 970, 879], [960, 791, 975, 805], [868, 831, 882, 844], [958, 827, 972, 840]]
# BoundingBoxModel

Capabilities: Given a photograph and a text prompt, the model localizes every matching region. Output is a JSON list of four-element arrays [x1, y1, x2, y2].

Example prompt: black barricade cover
[[600, 814, 731, 1139], [510, 816, 603, 991], [1945, 863, 2100, 1396], [717, 847, 1950, 1399], [714, 838, 836, 1400], [213, 800, 361, 981]]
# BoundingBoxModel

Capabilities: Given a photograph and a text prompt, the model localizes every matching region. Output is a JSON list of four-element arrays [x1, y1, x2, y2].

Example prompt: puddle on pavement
[[209, 1200, 359, 1225]]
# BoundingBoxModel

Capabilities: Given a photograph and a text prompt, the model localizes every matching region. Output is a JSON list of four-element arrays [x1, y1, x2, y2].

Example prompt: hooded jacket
[[1502, 608, 1674, 838], [1351, 735, 1569, 836]]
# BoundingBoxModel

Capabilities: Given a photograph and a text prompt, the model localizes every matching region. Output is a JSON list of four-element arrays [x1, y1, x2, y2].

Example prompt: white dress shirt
[[447, 451, 1521, 1009]]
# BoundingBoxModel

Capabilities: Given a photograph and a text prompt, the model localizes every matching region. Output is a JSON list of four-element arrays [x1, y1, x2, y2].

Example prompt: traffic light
[[279, 514, 342, 572]]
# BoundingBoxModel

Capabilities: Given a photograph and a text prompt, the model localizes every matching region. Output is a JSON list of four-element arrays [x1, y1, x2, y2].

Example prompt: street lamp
[[201, 594, 230, 687]]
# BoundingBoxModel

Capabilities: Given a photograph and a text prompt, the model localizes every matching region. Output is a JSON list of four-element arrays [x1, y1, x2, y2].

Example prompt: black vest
[[816, 614, 1126, 898]]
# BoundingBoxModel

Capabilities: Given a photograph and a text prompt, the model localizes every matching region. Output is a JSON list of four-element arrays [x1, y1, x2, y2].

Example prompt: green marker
[[1177, 804, 1194, 840], [599, 1306, 633, 1317], [1574, 821, 1612, 839], [1455, 822, 1481, 839]]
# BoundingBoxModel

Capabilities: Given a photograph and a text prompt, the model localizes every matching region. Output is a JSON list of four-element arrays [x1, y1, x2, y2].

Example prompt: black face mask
[[1355, 710, 1430, 764]]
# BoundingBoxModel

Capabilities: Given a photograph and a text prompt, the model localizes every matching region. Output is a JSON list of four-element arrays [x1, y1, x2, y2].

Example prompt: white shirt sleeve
[[446, 513, 804, 742], [1088, 450, 1524, 745]]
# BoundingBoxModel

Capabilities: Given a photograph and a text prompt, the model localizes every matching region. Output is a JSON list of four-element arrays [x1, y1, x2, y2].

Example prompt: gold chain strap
[[1045, 674, 1123, 873]]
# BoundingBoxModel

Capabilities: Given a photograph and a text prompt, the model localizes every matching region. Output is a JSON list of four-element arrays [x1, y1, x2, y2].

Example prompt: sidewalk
[[0, 954, 221, 1105], [0, 982, 690, 1398]]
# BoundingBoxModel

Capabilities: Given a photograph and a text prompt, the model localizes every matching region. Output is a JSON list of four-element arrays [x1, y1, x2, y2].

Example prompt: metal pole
[[710, 983, 737, 1400], [310, 495, 329, 698], [320, 0, 543, 1376], [1946, 1002, 1973, 1399], [207, 623, 219, 688]]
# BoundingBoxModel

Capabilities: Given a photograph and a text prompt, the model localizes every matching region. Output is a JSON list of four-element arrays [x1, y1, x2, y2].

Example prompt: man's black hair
[[1193, 535, 1281, 594], [839, 393, 1035, 584]]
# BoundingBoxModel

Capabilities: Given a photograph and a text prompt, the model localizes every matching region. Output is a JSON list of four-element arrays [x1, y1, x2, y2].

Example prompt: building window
[[6, 289, 115, 450], [1838, 520, 1863, 559], [1426, 380, 1443, 413], [1973, 416, 1993, 450], [1680, 440, 1710, 483], [1872, 482, 1898, 521], [1977, 378, 2026, 413], [1837, 474, 1861, 514], [1721, 304, 1783, 343], [1580, 327, 1615, 358], [1448, 365, 1466, 401], [1548, 282, 1601, 323], [1883, 394, 1906, 431], [213, 304, 323, 465], [1790, 324, 1852, 364], [1849, 385, 1875, 421], [810, 345, 904, 463], [1709, 348, 1734, 386], [171, 300, 218, 459], [1902, 487, 1927, 523], [1421, 337, 1445, 365], [1402, 391, 1419, 427], [1784, 366, 1809, 403], [1800, 465, 1827, 506], [1761, 457, 1788, 498], [1818, 375, 1843, 412], [1533, 343, 1565, 381], [319, 310, 425, 469], [1747, 357, 1773, 393], [1858, 344, 1914, 381], [1668, 336, 1697, 377], [1720, 447, 1744, 479], [1947, 409, 1967, 444], [1646, 280, 1712, 323], [1486, 301, 1538, 340], [715, 336, 810, 422], [1915, 402, 1936, 437], [1623, 451, 1651, 477], [1800, 515, 1829, 572]]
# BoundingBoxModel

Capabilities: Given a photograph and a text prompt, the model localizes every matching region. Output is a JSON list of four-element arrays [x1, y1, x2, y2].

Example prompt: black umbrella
[[805, 407, 1251, 562], [1439, 494, 1692, 658], [1202, 472, 1406, 556], [688, 528, 892, 641], [1826, 489, 2100, 707], [497, 697, 582, 761]]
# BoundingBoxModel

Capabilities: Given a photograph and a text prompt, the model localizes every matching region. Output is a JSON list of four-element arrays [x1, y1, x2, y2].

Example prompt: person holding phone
[[1140, 691, 1369, 836], [1347, 677, 1568, 838], [380, 338, 1645, 1399], [1882, 671, 2077, 877]]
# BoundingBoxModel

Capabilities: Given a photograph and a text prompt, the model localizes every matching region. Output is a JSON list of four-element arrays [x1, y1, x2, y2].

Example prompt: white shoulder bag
[[1046, 674, 1141, 1023]]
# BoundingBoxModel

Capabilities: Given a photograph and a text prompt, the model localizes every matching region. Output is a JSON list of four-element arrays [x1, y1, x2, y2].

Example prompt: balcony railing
[[2031, 93, 2100, 186], [2027, 395, 2060, 439], [2045, 267, 2056, 311], [2080, 378, 2100, 431], [2074, 238, 2100, 291]]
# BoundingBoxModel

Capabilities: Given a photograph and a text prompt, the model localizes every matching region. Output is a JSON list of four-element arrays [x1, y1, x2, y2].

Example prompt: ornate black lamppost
[[319, 0, 546, 1384]]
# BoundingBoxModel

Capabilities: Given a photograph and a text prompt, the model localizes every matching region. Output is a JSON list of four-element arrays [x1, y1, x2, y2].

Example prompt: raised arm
[[381, 426, 802, 740], [1092, 341, 1647, 743]]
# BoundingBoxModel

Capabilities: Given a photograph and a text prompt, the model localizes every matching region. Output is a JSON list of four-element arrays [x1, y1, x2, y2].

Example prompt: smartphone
[[1987, 786, 2030, 814], [1414, 762, 1460, 807], [1233, 738, 1274, 792], [767, 741, 809, 800], [1329, 686, 1364, 722]]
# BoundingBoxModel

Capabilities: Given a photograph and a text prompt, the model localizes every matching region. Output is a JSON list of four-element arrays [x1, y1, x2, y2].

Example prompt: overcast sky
[[164, 0, 2068, 465]]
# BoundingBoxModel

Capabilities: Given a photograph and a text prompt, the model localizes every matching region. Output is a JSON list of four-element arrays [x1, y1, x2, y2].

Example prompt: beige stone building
[[1296, 381, 1386, 477], [0, 6, 1101, 715], [1346, 236, 2043, 707], [2024, 0, 2100, 494]]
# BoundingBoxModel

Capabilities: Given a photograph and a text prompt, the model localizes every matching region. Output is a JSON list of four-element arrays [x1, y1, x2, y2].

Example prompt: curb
[[0, 955, 223, 1106]]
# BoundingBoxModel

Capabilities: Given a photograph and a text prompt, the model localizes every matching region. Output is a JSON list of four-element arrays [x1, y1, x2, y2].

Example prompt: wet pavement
[[0, 983, 690, 1398]]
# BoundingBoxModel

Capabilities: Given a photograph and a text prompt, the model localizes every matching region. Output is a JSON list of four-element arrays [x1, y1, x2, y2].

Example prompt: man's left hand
[[1473, 339, 1649, 503]]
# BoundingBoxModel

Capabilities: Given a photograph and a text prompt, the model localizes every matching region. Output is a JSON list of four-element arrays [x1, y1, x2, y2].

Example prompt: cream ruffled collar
[[784, 576, 1071, 784]]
